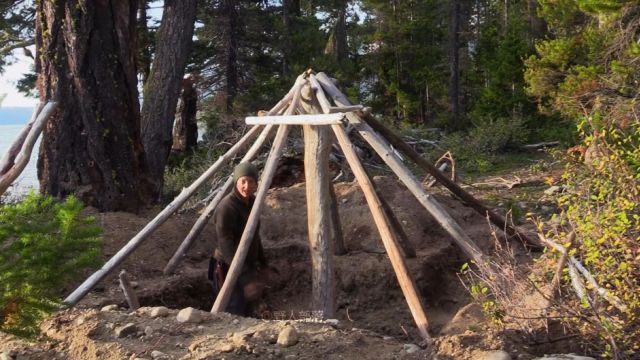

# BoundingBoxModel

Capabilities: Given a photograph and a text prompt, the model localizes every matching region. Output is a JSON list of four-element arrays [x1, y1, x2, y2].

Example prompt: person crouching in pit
[[209, 162, 268, 316]]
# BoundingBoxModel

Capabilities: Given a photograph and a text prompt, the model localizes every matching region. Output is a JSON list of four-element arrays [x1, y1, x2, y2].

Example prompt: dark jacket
[[212, 187, 267, 273]]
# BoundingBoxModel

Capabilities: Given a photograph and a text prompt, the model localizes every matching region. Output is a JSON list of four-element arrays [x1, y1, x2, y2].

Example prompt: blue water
[[0, 124, 40, 194]]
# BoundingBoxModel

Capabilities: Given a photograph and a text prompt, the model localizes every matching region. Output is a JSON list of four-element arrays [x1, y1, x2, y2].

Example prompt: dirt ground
[[0, 163, 585, 359]]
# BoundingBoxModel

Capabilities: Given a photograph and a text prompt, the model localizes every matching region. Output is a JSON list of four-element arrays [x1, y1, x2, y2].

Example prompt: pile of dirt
[[0, 175, 581, 359]]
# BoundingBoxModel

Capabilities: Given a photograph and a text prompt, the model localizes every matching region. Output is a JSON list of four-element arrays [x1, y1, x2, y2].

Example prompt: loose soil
[[1, 164, 582, 359]]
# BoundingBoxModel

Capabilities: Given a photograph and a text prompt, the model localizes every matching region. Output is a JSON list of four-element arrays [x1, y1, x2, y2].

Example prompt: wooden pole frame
[[314, 72, 538, 249], [64, 124, 265, 305], [162, 126, 274, 275], [309, 74, 416, 258], [315, 73, 488, 267], [332, 123, 431, 340], [164, 81, 303, 275]]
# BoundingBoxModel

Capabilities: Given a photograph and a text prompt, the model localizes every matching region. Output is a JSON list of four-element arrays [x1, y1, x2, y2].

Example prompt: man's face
[[236, 176, 257, 200]]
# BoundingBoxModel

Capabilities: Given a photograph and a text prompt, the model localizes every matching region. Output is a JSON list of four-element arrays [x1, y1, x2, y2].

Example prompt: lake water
[[0, 124, 40, 195]]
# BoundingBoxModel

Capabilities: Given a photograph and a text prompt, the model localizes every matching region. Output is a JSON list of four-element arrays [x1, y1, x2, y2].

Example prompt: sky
[[0, 50, 38, 108]]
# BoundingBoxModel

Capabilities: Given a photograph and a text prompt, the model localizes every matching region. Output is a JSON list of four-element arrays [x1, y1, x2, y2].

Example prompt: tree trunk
[[36, 0, 151, 212], [140, 0, 197, 197], [282, 0, 291, 77], [137, 0, 151, 85], [221, 0, 239, 114], [448, 0, 461, 130], [171, 78, 198, 153]]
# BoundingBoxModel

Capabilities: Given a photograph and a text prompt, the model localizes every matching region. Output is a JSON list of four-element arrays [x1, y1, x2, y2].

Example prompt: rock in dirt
[[149, 306, 170, 318], [150, 350, 168, 359], [533, 355, 595, 360], [115, 323, 138, 338], [478, 350, 511, 360], [144, 326, 154, 336], [0, 352, 13, 360], [176, 307, 204, 323], [403, 344, 421, 354], [101, 304, 119, 312], [277, 325, 299, 347]]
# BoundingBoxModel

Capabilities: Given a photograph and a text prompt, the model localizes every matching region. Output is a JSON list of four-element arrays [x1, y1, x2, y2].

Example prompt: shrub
[[441, 117, 530, 173], [0, 193, 102, 337]]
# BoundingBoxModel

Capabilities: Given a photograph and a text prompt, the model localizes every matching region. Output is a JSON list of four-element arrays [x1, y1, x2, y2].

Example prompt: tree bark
[[36, 0, 151, 212], [448, 0, 461, 130], [140, 0, 197, 197], [172, 78, 198, 153], [221, 0, 239, 114], [137, 0, 151, 85], [300, 82, 335, 318]]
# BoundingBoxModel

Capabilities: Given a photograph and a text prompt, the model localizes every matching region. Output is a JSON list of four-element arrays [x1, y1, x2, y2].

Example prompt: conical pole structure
[[211, 76, 305, 313]]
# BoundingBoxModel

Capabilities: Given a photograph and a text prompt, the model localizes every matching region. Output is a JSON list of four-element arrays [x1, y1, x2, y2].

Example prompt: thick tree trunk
[[172, 78, 198, 153], [140, 0, 197, 197], [324, 4, 348, 61], [36, 0, 151, 212], [448, 0, 461, 130], [222, 0, 239, 114]]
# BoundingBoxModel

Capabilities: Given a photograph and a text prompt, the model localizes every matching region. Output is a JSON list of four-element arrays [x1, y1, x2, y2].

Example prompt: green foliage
[[163, 145, 226, 203], [542, 124, 640, 357], [441, 117, 530, 173], [0, 193, 102, 338]]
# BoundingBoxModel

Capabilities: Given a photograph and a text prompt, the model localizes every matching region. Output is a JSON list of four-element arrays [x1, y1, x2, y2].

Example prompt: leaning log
[[211, 76, 305, 313], [332, 123, 430, 340], [163, 123, 277, 275], [309, 74, 415, 258], [315, 73, 488, 267], [538, 233, 627, 312]]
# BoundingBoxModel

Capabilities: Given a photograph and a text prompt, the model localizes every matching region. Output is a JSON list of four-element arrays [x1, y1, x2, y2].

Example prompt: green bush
[[441, 117, 530, 173], [0, 193, 102, 337], [550, 125, 639, 357]]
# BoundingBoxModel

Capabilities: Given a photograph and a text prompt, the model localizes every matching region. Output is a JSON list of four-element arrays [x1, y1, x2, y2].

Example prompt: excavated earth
[[0, 175, 582, 359]]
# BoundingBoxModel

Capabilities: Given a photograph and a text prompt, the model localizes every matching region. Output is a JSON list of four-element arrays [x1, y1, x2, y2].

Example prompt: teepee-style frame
[[64, 70, 536, 340]]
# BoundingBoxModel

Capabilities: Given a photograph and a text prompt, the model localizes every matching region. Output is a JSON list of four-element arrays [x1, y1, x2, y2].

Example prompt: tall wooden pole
[[309, 74, 416, 259], [328, 183, 347, 255], [300, 82, 335, 318], [211, 77, 305, 313], [332, 124, 430, 340]]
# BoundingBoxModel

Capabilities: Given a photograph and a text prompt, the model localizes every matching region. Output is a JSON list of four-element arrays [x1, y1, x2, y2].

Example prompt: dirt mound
[[1, 176, 557, 359]]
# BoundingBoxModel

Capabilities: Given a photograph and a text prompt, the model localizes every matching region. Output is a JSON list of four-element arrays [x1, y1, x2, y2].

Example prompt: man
[[209, 162, 267, 315]]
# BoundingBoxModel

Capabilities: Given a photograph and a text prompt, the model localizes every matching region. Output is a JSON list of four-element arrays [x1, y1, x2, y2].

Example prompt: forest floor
[[0, 151, 592, 359]]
